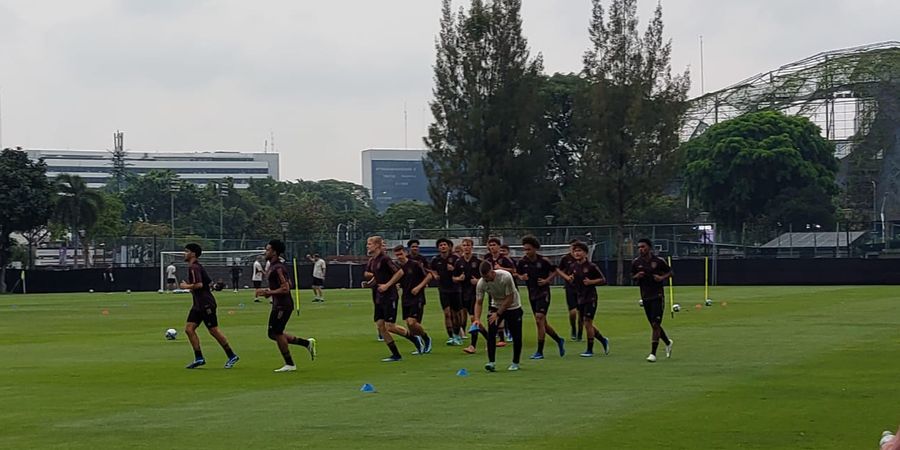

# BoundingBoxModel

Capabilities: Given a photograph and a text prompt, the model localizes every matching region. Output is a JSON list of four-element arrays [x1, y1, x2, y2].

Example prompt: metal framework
[[683, 42, 900, 219]]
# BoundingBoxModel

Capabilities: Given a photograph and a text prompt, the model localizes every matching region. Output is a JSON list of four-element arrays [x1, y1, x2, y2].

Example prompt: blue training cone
[[360, 383, 376, 393], [456, 368, 469, 377]]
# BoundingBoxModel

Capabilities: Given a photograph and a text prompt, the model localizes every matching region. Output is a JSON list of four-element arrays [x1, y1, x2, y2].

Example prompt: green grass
[[1, 286, 897, 449]]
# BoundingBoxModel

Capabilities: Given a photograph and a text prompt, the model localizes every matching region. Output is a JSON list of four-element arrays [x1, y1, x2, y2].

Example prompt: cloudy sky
[[0, 0, 896, 183]]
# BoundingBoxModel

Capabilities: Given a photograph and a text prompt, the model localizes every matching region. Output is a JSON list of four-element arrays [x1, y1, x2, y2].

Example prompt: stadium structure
[[683, 41, 900, 221]]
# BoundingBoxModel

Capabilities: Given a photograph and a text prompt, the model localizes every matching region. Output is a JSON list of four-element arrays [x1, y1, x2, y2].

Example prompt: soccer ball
[[88, 289, 94, 293], [705, 299, 713, 307], [673, 303, 681, 312], [165, 328, 178, 340], [126, 289, 132, 294], [638, 299, 643, 307], [157, 289, 164, 294]]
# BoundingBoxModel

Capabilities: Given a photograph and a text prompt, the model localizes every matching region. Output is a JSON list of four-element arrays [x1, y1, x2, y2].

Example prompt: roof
[[761, 231, 867, 248]]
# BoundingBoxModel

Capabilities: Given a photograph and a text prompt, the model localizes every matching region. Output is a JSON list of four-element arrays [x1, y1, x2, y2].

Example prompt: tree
[[89, 192, 126, 239], [424, 0, 548, 235], [380, 200, 443, 232], [578, 0, 690, 283], [682, 110, 839, 230], [0, 148, 54, 292], [55, 174, 106, 268]]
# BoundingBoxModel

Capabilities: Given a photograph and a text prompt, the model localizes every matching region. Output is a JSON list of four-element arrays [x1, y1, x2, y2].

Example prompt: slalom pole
[[667, 256, 674, 318], [21, 269, 26, 294], [704, 256, 709, 302], [292, 257, 300, 316]]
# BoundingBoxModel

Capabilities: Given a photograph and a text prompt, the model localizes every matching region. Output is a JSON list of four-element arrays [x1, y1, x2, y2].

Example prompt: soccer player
[[517, 236, 565, 359], [474, 261, 523, 372], [256, 239, 317, 372], [165, 263, 177, 292], [230, 263, 242, 293], [309, 253, 327, 303], [483, 238, 516, 345], [430, 238, 465, 345], [363, 235, 423, 361], [393, 245, 433, 354], [407, 239, 430, 267], [252, 256, 264, 302], [562, 241, 610, 358], [556, 240, 583, 341], [631, 238, 673, 363], [459, 238, 487, 354], [179, 243, 239, 369]]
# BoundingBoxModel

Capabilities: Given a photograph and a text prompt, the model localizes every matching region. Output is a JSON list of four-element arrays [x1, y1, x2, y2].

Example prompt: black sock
[[660, 329, 670, 345], [387, 341, 401, 358], [223, 345, 235, 359], [587, 338, 594, 353], [290, 336, 310, 347], [470, 329, 479, 347], [570, 316, 576, 336], [547, 328, 561, 343], [594, 328, 606, 342], [651, 341, 659, 355], [537, 339, 545, 354], [282, 351, 294, 366], [194, 350, 203, 360], [446, 327, 454, 338]]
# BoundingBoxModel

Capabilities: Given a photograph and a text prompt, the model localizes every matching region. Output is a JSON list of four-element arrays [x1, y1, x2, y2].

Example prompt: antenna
[[699, 35, 705, 95], [0, 87, 3, 150], [264, 139, 268, 153], [403, 102, 408, 149], [270, 131, 275, 153]]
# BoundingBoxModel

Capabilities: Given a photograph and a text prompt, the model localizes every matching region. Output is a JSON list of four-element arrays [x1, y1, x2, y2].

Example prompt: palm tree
[[56, 174, 105, 268]]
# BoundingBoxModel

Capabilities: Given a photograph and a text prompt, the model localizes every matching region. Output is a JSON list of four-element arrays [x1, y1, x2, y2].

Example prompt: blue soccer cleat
[[601, 337, 610, 355], [423, 336, 433, 354], [224, 355, 240, 369], [529, 352, 544, 360], [557, 339, 566, 357], [381, 355, 402, 362], [186, 358, 206, 369]]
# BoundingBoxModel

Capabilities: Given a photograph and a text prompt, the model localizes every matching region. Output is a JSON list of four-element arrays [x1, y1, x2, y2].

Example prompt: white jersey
[[252, 261, 264, 281], [475, 269, 521, 310], [165, 265, 176, 280], [313, 259, 326, 278]]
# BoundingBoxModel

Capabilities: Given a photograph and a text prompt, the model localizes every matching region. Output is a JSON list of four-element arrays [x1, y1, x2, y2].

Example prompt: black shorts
[[577, 301, 598, 320], [439, 291, 462, 311], [529, 290, 551, 315], [565, 286, 578, 310], [461, 289, 475, 315], [268, 307, 293, 336], [373, 296, 399, 323], [167, 277, 176, 285], [312, 277, 325, 287], [253, 280, 262, 289], [187, 306, 218, 329], [402, 300, 424, 322], [643, 297, 665, 324]]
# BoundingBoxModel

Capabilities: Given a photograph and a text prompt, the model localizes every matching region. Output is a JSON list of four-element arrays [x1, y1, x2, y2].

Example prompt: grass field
[[1, 285, 898, 449]]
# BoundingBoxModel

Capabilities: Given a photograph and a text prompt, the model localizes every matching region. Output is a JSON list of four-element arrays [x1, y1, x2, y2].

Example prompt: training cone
[[360, 383, 376, 393], [456, 368, 469, 377]]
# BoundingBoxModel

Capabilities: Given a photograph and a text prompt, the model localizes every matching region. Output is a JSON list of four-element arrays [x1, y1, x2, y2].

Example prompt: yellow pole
[[292, 257, 300, 316], [667, 256, 674, 318], [705, 256, 709, 300]]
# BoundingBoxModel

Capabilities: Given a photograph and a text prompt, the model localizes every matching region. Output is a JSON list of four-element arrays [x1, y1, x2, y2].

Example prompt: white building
[[24, 149, 279, 189], [361, 148, 430, 212]]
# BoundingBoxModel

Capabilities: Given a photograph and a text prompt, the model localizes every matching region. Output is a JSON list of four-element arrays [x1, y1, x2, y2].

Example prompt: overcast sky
[[0, 0, 896, 184]]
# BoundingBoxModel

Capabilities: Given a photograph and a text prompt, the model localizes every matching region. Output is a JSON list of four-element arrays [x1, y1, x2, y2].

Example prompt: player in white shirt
[[474, 262, 524, 372], [165, 263, 177, 292], [308, 254, 327, 303], [252, 256, 265, 302]]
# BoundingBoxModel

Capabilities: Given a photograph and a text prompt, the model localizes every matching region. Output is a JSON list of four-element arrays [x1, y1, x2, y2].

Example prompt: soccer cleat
[[557, 339, 566, 357], [307, 338, 317, 361], [646, 354, 657, 363], [507, 363, 520, 371], [254, 298, 261, 303], [484, 362, 496, 372], [274, 364, 297, 372], [601, 337, 610, 355], [423, 336, 433, 354], [185, 358, 206, 369], [381, 355, 402, 362], [529, 352, 544, 360], [377, 334, 384, 342], [665, 339, 673, 358], [413, 336, 425, 355], [505, 334, 513, 343], [579, 351, 593, 358], [496, 340, 507, 348], [453, 336, 463, 346], [224, 355, 240, 369], [570, 333, 578, 341]]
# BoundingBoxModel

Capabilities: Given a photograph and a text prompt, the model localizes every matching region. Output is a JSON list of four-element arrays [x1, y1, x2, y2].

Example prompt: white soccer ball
[[88, 289, 94, 293], [638, 299, 643, 307], [705, 299, 713, 307], [157, 289, 164, 294], [673, 303, 681, 312], [126, 289, 132, 294], [165, 328, 178, 340]]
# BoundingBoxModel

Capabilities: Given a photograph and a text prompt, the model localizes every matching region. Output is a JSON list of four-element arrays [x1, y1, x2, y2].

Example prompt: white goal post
[[159, 249, 265, 292]]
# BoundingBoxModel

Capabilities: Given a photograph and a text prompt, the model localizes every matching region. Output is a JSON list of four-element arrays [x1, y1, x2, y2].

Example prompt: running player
[[430, 238, 465, 345], [459, 238, 487, 354], [407, 239, 430, 267], [556, 240, 583, 340], [483, 238, 516, 345], [517, 236, 565, 359], [393, 245, 433, 354], [256, 239, 317, 372], [180, 243, 239, 369], [564, 242, 610, 358], [363, 236, 423, 361], [252, 256, 265, 302], [631, 238, 673, 362], [474, 261, 523, 372]]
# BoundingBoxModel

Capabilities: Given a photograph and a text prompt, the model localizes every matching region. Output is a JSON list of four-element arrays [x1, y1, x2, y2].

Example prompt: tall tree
[[424, 0, 547, 235], [0, 149, 54, 291], [579, 0, 689, 283], [55, 174, 106, 268]]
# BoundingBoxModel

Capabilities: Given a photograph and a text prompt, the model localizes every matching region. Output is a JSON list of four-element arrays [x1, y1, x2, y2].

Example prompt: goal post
[[159, 249, 266, 292]]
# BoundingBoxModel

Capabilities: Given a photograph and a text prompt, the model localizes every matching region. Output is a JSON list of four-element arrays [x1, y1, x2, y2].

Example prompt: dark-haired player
[[430, 238, 465, 346], [393, 245, 433, 354], [407, 239, 430, 267], [459, 238, 488, 354], [517, 236, 565, 359], [632, 238, 673, 363], [474, 261, 524, 372], [560, 242, 610, 358], [180, 243, 239, 369], [557, 240, 584, 341], [364, 236, 423, 361]]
